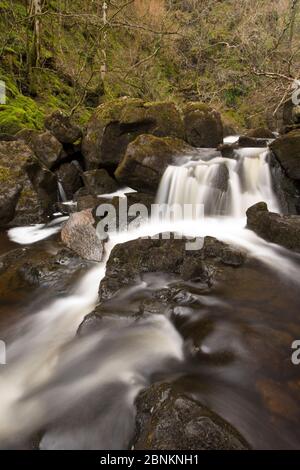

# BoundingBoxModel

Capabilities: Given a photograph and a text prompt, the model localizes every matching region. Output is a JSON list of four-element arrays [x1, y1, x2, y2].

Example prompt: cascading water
[[0, 140, 300, 450], [156, 147, 280, 217]]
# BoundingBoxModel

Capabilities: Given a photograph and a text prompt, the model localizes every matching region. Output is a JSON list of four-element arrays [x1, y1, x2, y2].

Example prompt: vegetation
[[0, 0, 300, 133]]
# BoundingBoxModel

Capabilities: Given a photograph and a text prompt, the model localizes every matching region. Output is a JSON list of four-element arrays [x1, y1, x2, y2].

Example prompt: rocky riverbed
[[0, 99, 300, 450]]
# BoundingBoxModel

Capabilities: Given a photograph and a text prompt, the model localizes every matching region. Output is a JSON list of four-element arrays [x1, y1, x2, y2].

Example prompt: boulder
[[44, 111, 82, 144], [270, 130, 300, 180], [61, 209, 104, 262], [132, 382, 250, 450], [56, 162, 82, 200], [246, 202, 300, 252], [0, 246, 91, 301], [183, 103, 223, 148], [114, 135, 193, 194], [16, 129, 63, 169], [0, 141, 56, 226], [246, 128, 274, 139], [238, 136, 269, 148], [82, 98, 185, 170], [82, 169, 119, 195], [99, 234, 246, 301]]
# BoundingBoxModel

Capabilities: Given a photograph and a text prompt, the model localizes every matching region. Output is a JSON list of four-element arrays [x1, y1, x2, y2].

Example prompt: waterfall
[[58, 180, 68, 203], [156, 147, 280, 218]]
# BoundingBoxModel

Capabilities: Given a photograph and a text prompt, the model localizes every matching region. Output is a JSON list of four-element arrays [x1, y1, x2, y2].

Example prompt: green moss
[[0, 166, 11, 182]]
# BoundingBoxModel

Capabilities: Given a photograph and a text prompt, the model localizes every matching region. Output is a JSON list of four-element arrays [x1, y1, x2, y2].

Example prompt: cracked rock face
[[132, 382, 250, 450]]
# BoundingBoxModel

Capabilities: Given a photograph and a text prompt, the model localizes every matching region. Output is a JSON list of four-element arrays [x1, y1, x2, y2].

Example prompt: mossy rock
[[270, 130, 300, 180], [114, 134, 193, 194], [183, 102, 223, 148], [82, 98, 185, 170]]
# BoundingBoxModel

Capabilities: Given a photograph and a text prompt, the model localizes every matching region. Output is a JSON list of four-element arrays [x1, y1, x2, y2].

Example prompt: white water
[[156, 147, 280, 217], [8, 216, 68, 244], [0, 142, 300, 449]]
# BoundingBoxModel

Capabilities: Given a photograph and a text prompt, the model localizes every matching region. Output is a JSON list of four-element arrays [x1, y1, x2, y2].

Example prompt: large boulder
[[238, 136, 269, 148], [246, 202, 300, 252], [56, 162, 82, 200], [114, 135, 193, 194], [82, 169, 119, 195], [61, 209, 104, 262], [246, 128, 274, 139], [45, 111, 82, 144], [183, 103, 223, 148], [270, 130, 300, 180], [16, 129, 63, 169], [0, 141, 57, 226], [82, 98, 185, 170], [132, 382, 250, 450], [99, 234, 246, 301]]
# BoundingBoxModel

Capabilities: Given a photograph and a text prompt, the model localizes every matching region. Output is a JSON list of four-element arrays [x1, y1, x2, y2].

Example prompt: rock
[[270, 130, 300, 180], [0, 140, 56, 226], [82, 98, 185, 170], [126, 192, 155, 213], [44, 111, 82, 144], [0, 185, 22, 225], [56, 162, 82, 200], [16, 129, 63, 169], [132, 382, 250, 450], [183, 103, 223, 148], [76, 195, 99, 211], [82, 169, 119, 195], [0, 246, 91, 300], [246, 202, 300, 252], [99, 235, 246, 301], [218, 143, 239, 159], [238, 136, 269, 148], [268, 152, 300, 214], [114, 135, 193, 194], [246, 128, 274, 139], [61, 209, 104, 262]]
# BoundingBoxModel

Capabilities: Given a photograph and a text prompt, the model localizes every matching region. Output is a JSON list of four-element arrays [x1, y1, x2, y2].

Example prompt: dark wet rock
[[246, 202, 300, 252], [126, 192, 155, 213], [82, 98, 184, 170], [45, 111, 82, 144], [268, 152, 300, 214], [238, 136, 269, 148], [0, 140, 56, 226], [246, 128, 274, 139], [0, 246, 91, 300], [0, 185, 22, 225], [99, 235, 246, 301], [82, 169, 119, 195], [56, 162, 82, 200], [183, 103, 223, 148], [132, 382, 250, 450], [270, 130, 300, 180], [115, 135, 193, 194], [16, 129, 63, 169], [218, 143, 239, 159], [61, 209, 104, 262], [211, 163, 229, 192]]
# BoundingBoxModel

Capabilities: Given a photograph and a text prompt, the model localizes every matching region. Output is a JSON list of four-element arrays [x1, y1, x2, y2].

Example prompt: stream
[[0, 141, 300, 450]]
